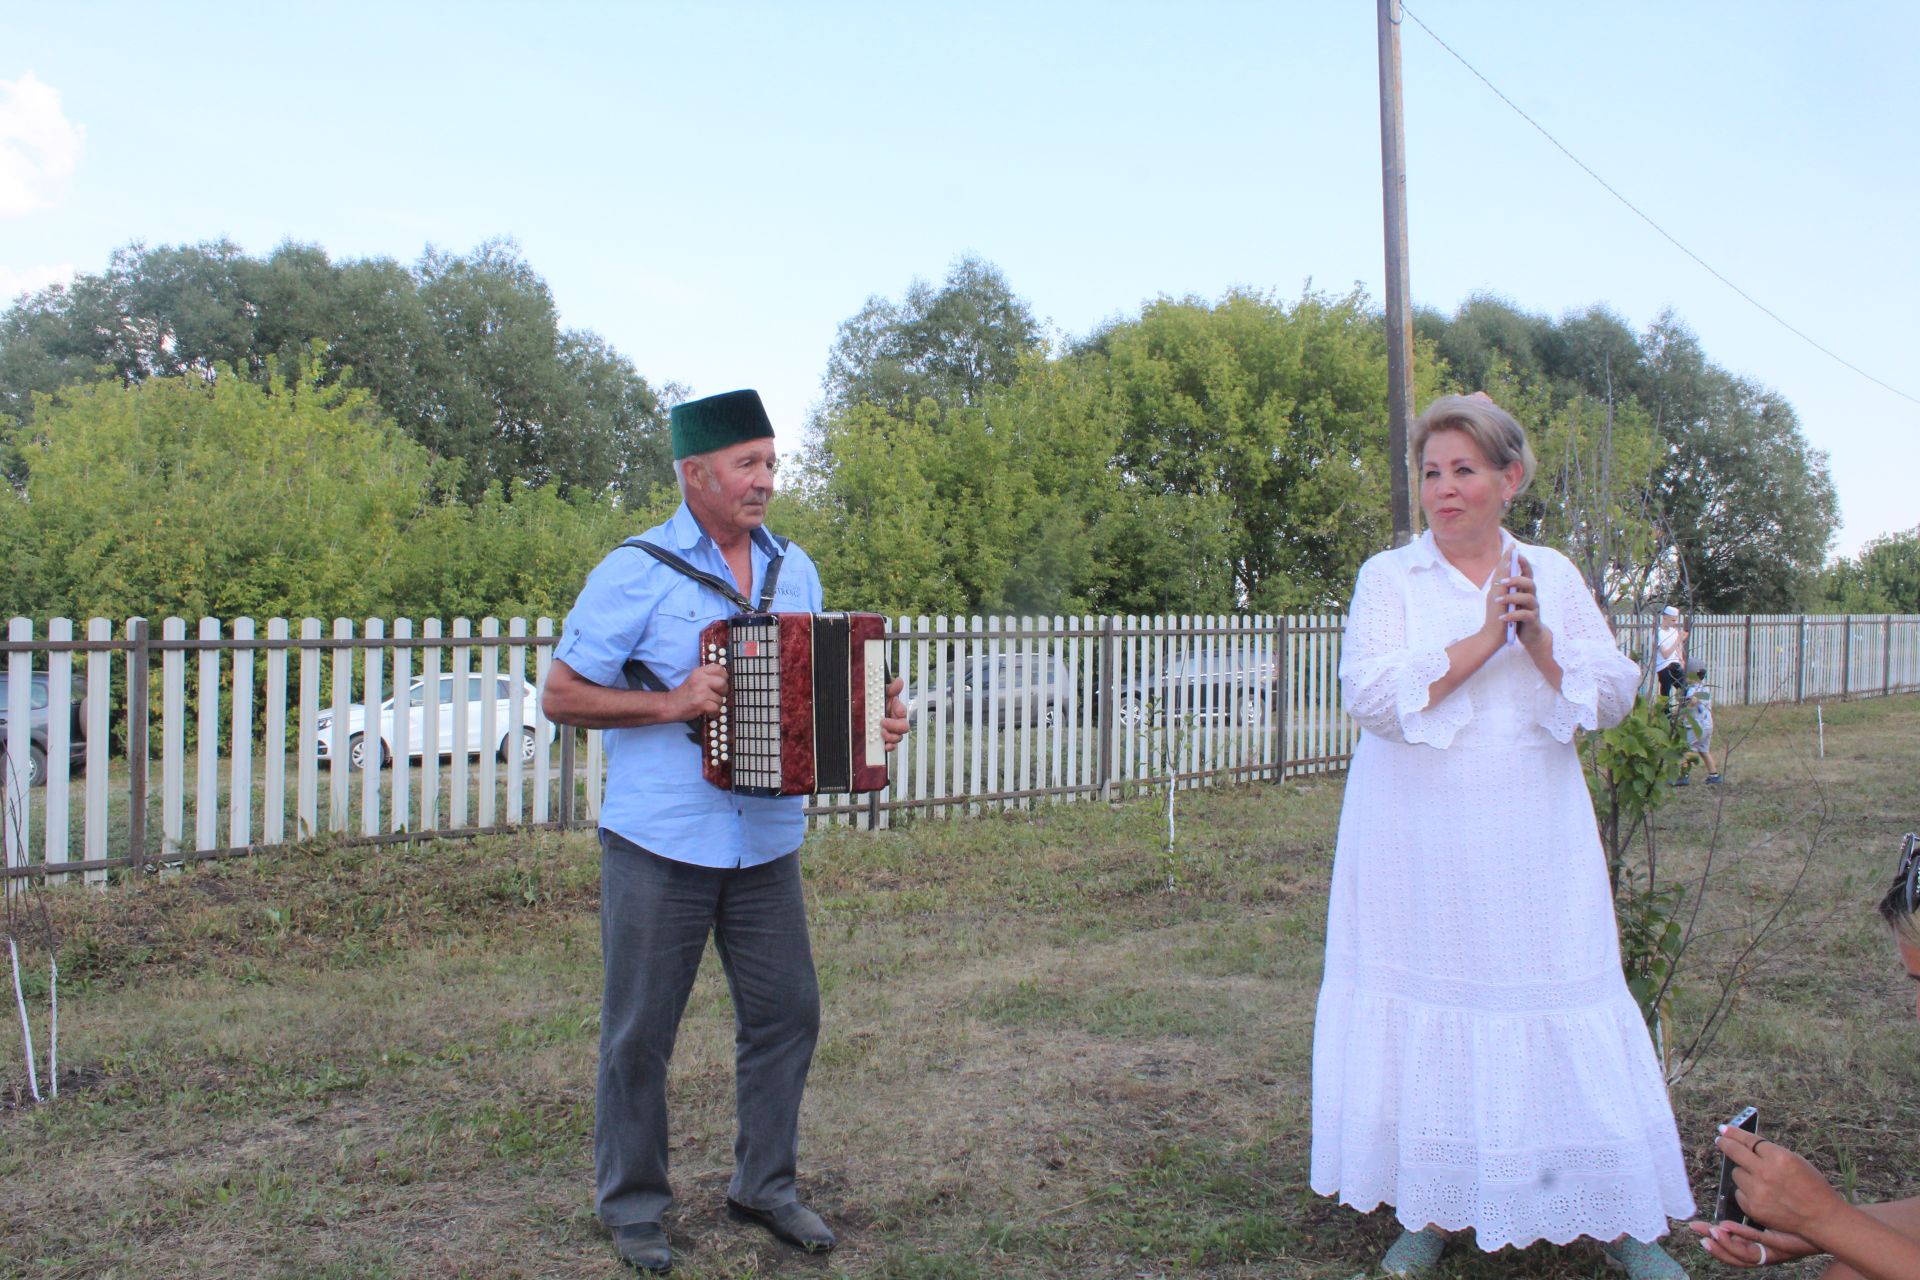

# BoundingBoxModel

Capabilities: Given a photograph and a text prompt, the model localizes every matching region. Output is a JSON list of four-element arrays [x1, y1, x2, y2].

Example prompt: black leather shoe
[[612, 1222, 671, 1273], [726, 1198, 836, 1252]]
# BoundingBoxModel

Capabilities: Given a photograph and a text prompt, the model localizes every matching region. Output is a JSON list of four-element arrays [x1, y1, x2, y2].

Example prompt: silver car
[[1115, 651, 1277, 726], [906, 653, 1074, 728]]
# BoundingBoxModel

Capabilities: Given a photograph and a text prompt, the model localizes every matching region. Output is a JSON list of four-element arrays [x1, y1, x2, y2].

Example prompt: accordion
[[697, 612, 890, 797]]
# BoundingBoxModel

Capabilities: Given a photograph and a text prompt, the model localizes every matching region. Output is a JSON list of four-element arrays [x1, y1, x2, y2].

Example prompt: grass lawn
[[1, 695, 1915, 1279]]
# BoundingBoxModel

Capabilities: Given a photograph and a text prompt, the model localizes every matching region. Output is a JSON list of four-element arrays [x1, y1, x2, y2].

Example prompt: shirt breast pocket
[[647, 582, 732, 677], [771, 583, 810, 613]]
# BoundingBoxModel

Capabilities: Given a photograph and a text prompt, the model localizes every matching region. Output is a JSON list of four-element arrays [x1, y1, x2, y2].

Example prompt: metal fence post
[[126, 617, 150, 869], [1883, 616, 1893, 697], [3, 617, 27, 882], [1277, 614, 1291, 782], [1842, 614, 1854, 700], [1795, 616, 1806, 704], [1742, 614, 1754, 707], [1097, 616, 1116, 801]]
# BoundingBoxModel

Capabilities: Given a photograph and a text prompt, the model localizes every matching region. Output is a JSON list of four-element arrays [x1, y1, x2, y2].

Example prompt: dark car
[[0, 671, 88, 788]]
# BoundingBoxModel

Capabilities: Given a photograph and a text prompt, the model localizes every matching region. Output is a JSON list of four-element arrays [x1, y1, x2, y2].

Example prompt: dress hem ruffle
[[1307, 1183, 1692, 1253]]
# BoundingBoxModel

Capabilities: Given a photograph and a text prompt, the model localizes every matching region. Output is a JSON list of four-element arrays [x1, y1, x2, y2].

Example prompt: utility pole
[[1378, 0, 1416, 546]]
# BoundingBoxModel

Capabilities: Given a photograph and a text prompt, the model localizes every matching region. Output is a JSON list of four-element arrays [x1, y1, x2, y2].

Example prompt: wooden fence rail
[[5, 612, 1918, 883]]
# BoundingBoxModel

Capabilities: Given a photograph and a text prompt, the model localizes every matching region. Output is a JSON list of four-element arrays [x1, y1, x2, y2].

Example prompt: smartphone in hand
[[1504, 544, 1520, 644], [1713, 1105, 1760, 1225]]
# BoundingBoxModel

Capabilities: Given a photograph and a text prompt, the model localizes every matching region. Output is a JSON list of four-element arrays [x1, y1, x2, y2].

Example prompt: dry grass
[[1, 696, 1915, 1278]]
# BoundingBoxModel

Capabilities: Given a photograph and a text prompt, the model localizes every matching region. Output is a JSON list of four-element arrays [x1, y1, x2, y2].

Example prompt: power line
[[1398, 4, 1920, 409]]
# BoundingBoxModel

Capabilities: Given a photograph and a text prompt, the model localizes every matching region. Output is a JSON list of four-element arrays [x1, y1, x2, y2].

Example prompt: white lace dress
[[1309, 532, 1696, 1249]]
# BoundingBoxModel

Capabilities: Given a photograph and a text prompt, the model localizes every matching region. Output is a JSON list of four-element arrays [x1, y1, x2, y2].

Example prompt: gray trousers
[[595, 830, 821, 1227]]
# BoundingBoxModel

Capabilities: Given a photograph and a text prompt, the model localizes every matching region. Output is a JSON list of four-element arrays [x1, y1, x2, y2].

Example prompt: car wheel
[[1116, 695, 1147, 727], [502, 726, 538, 763], [26, 744, 47, 788], [347, 733, 390, 770]]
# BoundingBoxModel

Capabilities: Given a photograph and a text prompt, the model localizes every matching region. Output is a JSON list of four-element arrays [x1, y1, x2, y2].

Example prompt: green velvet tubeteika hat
[[670, 389, 775, 460]]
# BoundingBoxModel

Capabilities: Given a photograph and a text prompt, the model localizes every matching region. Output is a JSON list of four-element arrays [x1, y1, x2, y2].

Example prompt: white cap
[[1662, 605, 1680, 617]]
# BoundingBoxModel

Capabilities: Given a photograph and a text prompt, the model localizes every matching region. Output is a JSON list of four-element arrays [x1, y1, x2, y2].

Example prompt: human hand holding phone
[[1714, 1105, 1759, 1225]]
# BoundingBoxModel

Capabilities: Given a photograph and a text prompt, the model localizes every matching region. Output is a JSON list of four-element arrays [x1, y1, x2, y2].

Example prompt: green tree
[[3, 360, 433, 621], [558, 334, 682, 511], [797, 393, 1099, 617], [819, 254, 1042, 418], [1415, 292, 1553, 394], [1813, 525, 1920, 613], [412, 241, 574, 498], [1474, 362, 1664, 609], [1536, 305, 1645, 402], [1418, 298, 1840, 612], [803, 258, 1099, 617], [1641, 315, 1838, 611], [1084, 287, 1412, 612], [784, 402, 971, 616], [383, 481, 654, 622], [0, 239, 675, 504]]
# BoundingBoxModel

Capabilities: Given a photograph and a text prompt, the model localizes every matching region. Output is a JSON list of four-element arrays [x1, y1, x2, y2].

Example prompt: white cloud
[[0, 261, 75, 303], [0, 72, 85, 216]]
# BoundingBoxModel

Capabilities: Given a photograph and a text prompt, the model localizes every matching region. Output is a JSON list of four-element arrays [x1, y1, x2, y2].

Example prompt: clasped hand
[[673, 667, 911, 752], [1483, 553, 1554, 665]]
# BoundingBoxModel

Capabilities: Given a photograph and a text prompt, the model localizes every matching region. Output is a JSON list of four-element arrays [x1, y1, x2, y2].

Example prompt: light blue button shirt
[[555, 502, 823, 867]]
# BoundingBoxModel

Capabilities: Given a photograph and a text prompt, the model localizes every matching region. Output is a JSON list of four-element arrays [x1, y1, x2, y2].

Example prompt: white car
[[316, 675, 552, 770]]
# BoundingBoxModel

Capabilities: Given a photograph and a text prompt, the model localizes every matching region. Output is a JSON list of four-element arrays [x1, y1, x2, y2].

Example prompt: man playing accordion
[[543, 388, 909, 1273]]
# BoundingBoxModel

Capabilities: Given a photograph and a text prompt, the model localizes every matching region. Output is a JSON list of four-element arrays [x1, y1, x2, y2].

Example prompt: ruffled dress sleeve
[[1339, 555, 1471, 748], [1533, 551, 1640, 741]]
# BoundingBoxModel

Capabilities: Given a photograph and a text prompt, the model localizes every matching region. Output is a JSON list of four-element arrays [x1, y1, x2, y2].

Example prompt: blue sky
[[3, 1, 1912, 558]]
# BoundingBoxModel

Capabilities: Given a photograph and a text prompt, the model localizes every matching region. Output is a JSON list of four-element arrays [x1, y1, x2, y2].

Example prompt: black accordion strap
[[618, 534, 792, 614], [756, 535, 790, 612], [621, 537, 753, 612], [615, 534, 791, 711], [620, 656, 669, 693]]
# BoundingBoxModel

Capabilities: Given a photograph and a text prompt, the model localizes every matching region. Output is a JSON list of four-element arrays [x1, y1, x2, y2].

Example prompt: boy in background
[[1674, 665, 1721, 786]]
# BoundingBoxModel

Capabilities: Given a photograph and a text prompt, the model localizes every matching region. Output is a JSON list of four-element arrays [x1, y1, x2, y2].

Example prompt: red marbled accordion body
[[697, 612, 890, 797]]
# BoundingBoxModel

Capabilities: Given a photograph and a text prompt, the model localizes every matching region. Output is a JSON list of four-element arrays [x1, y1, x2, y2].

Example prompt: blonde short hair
[[1413, 394, 1538, 500]]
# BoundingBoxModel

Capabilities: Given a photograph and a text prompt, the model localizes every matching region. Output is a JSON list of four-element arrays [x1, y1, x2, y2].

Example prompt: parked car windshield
[[0, 676, 52, 709], [406, 675, 519, 706], [951, 656, 1055, 690], [1171, 653, 1265, 676]]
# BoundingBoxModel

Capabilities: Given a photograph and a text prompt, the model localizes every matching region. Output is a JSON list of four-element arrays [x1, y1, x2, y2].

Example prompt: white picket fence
[[4, 611, 1918, 885]]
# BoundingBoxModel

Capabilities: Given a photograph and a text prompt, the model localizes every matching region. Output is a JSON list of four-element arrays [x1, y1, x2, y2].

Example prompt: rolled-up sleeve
[[554, 549, 660, 687], [1339, 557, 1471, 748], [1533, 553, 1640, 741]]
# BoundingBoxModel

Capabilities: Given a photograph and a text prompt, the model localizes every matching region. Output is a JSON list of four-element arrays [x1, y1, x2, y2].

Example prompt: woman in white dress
[[1310, 394, 1696, 1277]]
